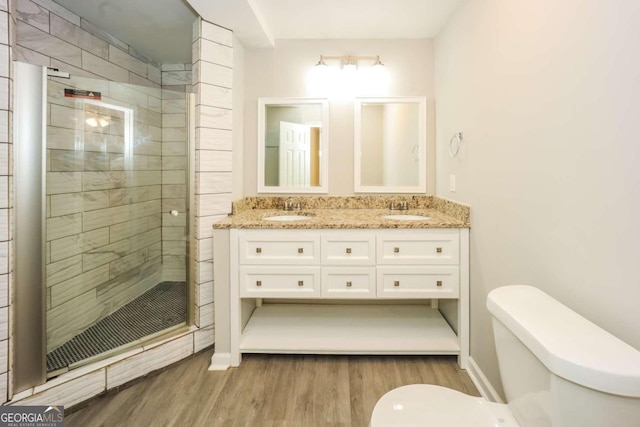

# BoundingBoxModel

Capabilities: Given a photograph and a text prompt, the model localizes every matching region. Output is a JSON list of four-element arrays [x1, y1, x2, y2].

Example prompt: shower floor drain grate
[[46, 281, 187, 373]]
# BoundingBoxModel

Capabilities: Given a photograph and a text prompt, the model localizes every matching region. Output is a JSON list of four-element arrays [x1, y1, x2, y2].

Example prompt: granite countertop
[[212, 207, 469, 229]]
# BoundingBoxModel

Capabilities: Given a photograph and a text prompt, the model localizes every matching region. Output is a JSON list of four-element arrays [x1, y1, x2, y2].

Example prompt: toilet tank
[[487, 285, 640, 427]]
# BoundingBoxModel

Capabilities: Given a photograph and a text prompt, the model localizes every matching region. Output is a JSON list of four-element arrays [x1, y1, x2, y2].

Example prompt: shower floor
[[46, 281, 187, 373]]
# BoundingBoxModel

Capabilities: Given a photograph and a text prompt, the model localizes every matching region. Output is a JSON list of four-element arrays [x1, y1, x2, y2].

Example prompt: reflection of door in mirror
[[259, 98, 328, 193], [361, 103, 420, 187], [279, 121, 310, 187], [264, 105, 322, 187]]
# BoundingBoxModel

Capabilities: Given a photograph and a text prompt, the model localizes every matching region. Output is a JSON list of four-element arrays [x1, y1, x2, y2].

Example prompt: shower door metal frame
[[13, 62, 48, 392]]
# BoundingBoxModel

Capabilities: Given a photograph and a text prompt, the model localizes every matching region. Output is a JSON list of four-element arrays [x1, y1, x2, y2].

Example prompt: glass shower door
[[43, 73, 190, 375]]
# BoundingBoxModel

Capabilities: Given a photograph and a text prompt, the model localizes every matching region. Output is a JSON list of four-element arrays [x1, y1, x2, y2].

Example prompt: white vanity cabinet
[[212, 228, 469, 371]]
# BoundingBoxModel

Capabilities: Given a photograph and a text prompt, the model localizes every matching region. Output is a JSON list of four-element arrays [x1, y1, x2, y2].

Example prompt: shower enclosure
[[14, 62, 192, 386]]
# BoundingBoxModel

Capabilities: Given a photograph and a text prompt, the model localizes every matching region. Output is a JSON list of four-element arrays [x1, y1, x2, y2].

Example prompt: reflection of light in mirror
[[85, 117, 98, 127], [306, 65, 390, 98]]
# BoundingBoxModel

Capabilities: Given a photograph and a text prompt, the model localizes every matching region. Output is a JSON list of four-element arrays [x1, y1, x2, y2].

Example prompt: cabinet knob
[[298, 248, 304, 254], [436, 280, 442, 287], [436, 247, 442, 253], [394, 280, 400, 287], [394, 247, 400, 253], [346, 248, 352, 254], [256, 247, 262, 253], [298, 280, 304, 286], [256, 280, 262, 287], [346, 281, 352, 287]]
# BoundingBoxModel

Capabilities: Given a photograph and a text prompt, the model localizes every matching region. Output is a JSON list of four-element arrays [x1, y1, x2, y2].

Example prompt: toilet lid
[[370, 384, 520, 427]]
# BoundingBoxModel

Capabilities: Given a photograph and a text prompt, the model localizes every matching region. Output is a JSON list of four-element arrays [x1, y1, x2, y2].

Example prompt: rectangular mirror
[[258, 98, 329, 193], [354, 97, 427, 193]]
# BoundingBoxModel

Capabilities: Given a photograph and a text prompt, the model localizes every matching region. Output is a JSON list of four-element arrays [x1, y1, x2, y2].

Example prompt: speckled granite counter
[[212, 196, 470, 229]]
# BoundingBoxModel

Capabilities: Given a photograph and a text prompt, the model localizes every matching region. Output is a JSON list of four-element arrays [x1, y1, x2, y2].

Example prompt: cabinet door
[[239, 231, 320, 265], [321, 267, 376, 298], [377, 266, 459, 298], [321, 233, 375, 265], [240, 266, 321, 298], [377, 232, 459, 265]]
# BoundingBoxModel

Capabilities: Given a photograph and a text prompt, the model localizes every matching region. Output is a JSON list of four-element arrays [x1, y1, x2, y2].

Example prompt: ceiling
[[53, 0, 461, 64]]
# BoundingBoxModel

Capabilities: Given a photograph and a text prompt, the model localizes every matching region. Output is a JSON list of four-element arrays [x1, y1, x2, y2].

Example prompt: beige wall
[[242, 39, 435, 196], [435, 0, 640, 398]]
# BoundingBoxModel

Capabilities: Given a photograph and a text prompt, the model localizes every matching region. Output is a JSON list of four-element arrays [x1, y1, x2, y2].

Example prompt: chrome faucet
[[283, 199, 301, 211], [389, 200, 409, 211]]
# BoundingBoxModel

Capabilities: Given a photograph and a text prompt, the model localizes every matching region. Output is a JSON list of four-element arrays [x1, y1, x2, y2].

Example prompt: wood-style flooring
[[65, 350, 479, 427]]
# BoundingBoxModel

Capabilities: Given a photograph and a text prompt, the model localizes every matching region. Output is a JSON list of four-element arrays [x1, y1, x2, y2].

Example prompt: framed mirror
[[257, 98, 329, 193], [354, 97, 427, 193]]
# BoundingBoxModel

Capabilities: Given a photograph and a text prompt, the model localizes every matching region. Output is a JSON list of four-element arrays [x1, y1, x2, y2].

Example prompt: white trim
[[208, 352, 231, 371], [229, 229, 241, 366], [353, 96, 427, 193], [467, 356, 504, 403], [458, 228, 469, 369], [257, 97, 329, 194]]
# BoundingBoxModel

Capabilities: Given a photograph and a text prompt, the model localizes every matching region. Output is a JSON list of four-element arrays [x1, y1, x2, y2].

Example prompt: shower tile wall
[[3, 16, 230, 407], [13, 0, 161, 88], [45, 80, 165, 352], [161, 65, 191, 282], [192, 20, 233, 329], [11, 0, 176, 352]]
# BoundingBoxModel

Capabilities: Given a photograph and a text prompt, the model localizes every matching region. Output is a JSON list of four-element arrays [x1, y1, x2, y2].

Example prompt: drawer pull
[[346, 248, 352, 254], [256, 247, 262, 253], [346, 281, 352, 287], [298, 280, 304, 286], [394, 280, 400, 287], [436, 280, 442, 287], [394, 247, 400, 253], [298, 248, 304, 254], [436, 247, 442, 253], [256, 280, 262, 287]]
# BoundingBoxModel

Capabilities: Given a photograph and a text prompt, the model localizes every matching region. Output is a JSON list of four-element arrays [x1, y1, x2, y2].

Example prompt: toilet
[[370, 285, 640, 426]]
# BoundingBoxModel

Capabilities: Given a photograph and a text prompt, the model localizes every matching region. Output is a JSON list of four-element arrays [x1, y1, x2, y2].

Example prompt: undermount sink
[[263, 215, 311, 221], [381, 214, 432, 221]]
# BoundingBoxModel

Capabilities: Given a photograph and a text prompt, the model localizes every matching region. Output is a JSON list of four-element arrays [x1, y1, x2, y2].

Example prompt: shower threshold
[[46, 281, 187, 375]]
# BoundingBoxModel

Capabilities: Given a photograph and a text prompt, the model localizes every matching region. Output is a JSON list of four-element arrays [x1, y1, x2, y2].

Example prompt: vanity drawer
[[321, 267, 376, 298], [321, 234, 375, 265], [240, 267, 321, 298], [239, 231, 320, 265], [377, 232, 459, 265], [376, 266, 459, 299]]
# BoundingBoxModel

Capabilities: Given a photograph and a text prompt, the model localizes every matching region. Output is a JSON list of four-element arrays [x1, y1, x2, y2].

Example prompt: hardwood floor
[[65, 350, 479, 427]]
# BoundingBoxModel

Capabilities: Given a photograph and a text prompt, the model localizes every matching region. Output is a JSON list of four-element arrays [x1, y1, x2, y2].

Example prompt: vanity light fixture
[[314, 54, 385, 70]]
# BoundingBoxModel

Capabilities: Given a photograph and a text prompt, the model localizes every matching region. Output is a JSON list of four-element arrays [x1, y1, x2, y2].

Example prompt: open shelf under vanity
[[240, 303, 460, 354]]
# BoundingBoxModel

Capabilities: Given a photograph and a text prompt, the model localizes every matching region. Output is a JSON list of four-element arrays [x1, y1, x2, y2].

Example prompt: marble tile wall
[[0, 2, 231, 408], [13, 0, 161, 88], [192, 19, 232, 331], [160, 75, 190, 282], [45, 78, 165, 352]]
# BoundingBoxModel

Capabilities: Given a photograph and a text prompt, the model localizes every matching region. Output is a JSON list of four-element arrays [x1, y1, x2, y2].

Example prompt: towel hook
[[449, 131, 463, 158]]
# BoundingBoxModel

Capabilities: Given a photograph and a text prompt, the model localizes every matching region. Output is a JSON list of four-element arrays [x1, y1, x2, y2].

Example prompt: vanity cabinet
[[213, 228, 469, 371]]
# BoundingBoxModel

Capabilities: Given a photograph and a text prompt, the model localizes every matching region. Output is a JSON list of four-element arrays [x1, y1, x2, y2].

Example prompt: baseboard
[[467, 356, 503, 403], [209, 352, 231, 371]]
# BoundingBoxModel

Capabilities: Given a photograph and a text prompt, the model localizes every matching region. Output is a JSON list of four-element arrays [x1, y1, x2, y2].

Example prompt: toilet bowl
[[370, 384, 519, 427], [370, 285, 640, 427]]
